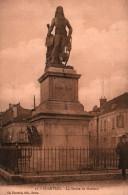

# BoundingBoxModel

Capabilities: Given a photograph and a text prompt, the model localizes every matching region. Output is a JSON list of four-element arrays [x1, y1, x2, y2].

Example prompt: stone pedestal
[[37, 67, 84, 112], [30, 67, 92, 148]]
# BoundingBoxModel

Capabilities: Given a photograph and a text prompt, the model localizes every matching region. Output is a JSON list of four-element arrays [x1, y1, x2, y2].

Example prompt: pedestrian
[[115, 134, 128, 180]]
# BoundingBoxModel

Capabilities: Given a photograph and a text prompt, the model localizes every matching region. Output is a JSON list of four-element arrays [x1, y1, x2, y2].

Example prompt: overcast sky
[[0, 0, 128, 112]]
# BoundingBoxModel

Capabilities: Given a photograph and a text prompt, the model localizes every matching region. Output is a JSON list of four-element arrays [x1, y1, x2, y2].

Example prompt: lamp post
[[96, 115, 99, 148]]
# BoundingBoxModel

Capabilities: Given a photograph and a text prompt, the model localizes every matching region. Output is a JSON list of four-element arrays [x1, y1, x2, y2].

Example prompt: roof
[[1, 103, 32, 126], [101, 92, 128, 114]]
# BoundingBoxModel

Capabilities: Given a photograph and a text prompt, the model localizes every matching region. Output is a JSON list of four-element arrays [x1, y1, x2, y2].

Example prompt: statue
[[45, 6, 72, 70]]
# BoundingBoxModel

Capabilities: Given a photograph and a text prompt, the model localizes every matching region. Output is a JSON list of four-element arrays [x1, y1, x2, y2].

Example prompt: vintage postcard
[[0, 0, 128, 195]]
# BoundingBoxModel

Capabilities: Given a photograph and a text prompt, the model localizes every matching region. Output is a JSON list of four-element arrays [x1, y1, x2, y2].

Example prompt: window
[[100, 138, 102, 146], [25, 133, 28, 141], [103, 137, 106, 147], [116, 115, 124, 128], [18, 132, 24, 142], [90, 123, 93, 131], [112, 118, 115, 129], [111, 137, 116, 147], [100, 120, 102, 131], [103, 120, 106, 131], [101, 137, 106, 148], [18, 131, 28, 142], [4, 131, 10, 142]]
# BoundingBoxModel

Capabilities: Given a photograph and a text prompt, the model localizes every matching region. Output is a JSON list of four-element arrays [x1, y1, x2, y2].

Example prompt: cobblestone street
[[0, 176, 128, 195]]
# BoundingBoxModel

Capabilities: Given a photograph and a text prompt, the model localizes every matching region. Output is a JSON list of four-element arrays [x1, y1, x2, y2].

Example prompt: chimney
[[93, 105, 98, 111], [100, 97, 107, 108], [9, 103, 12, 108]]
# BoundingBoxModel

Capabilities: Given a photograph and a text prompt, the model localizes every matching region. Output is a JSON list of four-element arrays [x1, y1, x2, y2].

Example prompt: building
[[89, 93, 128, 149], [0, 103, 32, 145]]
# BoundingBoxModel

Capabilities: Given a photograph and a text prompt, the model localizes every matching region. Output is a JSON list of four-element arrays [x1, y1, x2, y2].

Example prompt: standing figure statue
[[45, 6, 72, 69]]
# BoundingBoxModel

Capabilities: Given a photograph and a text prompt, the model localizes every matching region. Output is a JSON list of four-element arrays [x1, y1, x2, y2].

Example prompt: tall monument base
[[29, 67, 92, 148]]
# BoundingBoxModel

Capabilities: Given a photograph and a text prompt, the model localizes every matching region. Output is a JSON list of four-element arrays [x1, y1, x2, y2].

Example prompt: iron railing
[[0, 146, 119, 174], [0, 145, 20, 173]]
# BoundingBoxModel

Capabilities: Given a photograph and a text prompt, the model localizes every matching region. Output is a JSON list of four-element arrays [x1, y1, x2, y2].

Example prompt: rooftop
[[89, 92, 128, 116], [102, 92, 128, 114]]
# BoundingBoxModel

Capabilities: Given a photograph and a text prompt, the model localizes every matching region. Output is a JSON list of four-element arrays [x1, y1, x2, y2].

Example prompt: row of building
[[0, 103, 32, 145], [89, 92, 128, 148], [0, 92, 128, 148]]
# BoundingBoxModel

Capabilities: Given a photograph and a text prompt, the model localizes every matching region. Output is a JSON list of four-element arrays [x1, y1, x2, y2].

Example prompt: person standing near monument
[[115, 134, 128, 180], [47, 6, 72, 65]]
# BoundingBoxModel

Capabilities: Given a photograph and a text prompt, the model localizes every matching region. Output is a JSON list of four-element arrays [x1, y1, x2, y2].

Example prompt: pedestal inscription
[[52, 77, 76, 101], [39, 68, 80, 104]]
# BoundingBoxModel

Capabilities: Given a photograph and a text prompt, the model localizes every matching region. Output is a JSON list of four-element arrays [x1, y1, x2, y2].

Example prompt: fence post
[[80, 147, 81, 174], [104, 149, 106, 169], [14, 143, 20, 174]]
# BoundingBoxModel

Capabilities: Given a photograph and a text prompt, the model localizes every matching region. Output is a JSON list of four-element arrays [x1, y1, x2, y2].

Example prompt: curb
[[0, 168, 122, 184], [22, 173, 122, 184], [0, 168, 23, 184]]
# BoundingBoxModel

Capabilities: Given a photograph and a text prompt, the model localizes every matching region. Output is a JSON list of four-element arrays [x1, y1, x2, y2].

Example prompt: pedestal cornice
[[38, 67, 81, 83]]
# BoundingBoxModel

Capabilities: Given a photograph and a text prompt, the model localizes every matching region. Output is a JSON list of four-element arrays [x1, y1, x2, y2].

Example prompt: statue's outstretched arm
[[66, 19, 72, 37], [47, 18, 55, 35]]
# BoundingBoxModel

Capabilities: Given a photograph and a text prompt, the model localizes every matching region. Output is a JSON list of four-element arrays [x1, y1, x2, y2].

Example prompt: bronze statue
[[45, 6, 72, 69]]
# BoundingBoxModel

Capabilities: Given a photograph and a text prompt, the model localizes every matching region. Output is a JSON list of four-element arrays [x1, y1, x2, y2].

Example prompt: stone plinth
[[33, 67, 85, 114], [29, 67, 93, 148], [29, 113, 91, 148], [38, 67, 82, 109]]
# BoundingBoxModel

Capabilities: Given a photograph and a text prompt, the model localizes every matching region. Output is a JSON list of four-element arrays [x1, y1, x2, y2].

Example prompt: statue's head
[[55, 6, 64, 17]]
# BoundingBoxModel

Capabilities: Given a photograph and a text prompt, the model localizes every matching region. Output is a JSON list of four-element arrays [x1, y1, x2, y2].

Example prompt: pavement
[[0, 168, 128, 195], [0, 175, 128, 195], [0, 167, 124, 184]]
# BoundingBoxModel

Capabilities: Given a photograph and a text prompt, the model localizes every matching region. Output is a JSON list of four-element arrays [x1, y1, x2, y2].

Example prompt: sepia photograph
[[0, 0, 128, 194]]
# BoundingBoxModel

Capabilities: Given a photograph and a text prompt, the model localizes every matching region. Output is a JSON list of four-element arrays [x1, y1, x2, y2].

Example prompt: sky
[[0, 0, 128, 112]]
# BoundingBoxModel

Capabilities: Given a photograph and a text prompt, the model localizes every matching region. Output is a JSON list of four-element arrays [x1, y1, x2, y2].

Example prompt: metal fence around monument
[[0, 146, 119, 174]]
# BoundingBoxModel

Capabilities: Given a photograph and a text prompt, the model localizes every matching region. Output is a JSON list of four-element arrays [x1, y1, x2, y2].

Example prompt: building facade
[[0, 103, 32, 145], [89, 93, 128, 149]]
